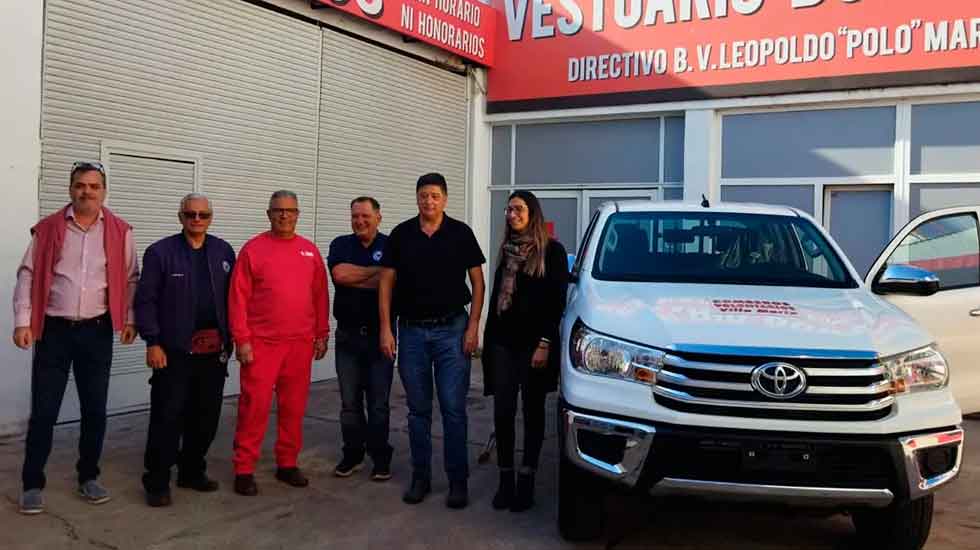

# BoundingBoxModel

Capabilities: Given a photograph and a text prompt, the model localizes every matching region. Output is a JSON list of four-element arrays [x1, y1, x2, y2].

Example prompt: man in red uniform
[[229, 190, 329, 496]]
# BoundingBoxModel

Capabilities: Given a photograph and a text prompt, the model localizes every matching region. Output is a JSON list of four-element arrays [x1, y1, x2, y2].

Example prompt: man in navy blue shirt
[[134, 193, 236, 507], [327, 197, 395, 481]]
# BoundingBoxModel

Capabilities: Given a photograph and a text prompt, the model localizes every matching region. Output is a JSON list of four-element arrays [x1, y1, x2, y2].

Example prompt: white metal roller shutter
[[40, 0, 322, 247], [40, 0, 323, 417], [105, 155, 196, 413], [315, 30, 469, 338]]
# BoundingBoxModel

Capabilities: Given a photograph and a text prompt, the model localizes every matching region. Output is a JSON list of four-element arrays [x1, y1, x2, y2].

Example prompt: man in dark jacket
[[134, 193, 236, 507]]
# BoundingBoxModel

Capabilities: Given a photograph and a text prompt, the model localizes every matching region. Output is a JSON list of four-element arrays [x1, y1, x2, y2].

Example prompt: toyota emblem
[[750, 362, 807, 400]]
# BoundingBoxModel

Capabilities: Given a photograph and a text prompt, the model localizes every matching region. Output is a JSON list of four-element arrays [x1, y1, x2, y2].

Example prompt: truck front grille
[[645, 429, 899, 490], [652, 349, 894, 421]]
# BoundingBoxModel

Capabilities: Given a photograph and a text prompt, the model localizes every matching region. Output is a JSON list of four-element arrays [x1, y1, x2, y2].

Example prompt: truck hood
[[577, 281, 933, 358]]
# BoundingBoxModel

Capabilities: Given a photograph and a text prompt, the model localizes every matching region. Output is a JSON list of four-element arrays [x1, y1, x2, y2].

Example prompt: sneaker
[[19, 489, 45, 515], [78, 480, 111, 505], [402, 475, 431, 504], [234, 474, 258, 496], [333, 456, 364, 478], [370, 462, 392, 482], [275, 467, 310, 488]]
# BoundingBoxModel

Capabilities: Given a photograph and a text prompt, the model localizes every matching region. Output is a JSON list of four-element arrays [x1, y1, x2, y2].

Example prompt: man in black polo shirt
[[379, 172, 485, 509], [327, 196, 394, 482]]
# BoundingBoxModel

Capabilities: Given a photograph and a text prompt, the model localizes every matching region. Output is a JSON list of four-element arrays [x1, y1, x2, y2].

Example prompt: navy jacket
[[134, 233, 236, 354]]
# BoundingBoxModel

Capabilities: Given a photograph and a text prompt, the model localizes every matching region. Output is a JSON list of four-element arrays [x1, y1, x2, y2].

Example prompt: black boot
[[446, 479, 469, 509], [492, 469, 514, 510], [402, 474, 431, 504], [511, 470, 535, 512], [234, 474, 258, 496]]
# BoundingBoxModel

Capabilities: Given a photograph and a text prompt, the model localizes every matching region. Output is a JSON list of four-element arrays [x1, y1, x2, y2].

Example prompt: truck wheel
[[852, 495, 934, 550], [557, 451, 604, 541]]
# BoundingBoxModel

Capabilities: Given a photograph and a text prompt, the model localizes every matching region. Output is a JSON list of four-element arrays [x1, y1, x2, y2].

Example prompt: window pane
[[489, 190, 510, 269], [594, 212, 855, 288], [910, 183, 980, 218], [491, 126, 511, 188], [663, 187, 684, 201], [664, 116, 685, 182], [887, 214, 980, 289], [911, 102, 980, 175], [721, 185, 814, 215], [515, 119, 660, 185], [826, 188, 892, 277], [722, 107, 895, 178]]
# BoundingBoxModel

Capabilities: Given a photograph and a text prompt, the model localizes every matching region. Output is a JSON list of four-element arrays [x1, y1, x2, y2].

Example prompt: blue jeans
[[335, 326, 394, 464], [23, 315, 113, 490], [397, 313, 471, 482]]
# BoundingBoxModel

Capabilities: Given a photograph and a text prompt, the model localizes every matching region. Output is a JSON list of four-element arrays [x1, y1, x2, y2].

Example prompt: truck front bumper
[[561, 405, 964, 508]]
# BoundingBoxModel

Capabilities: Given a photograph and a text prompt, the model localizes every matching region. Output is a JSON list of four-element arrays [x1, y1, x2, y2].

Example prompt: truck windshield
[[593, 212, 857, 288]]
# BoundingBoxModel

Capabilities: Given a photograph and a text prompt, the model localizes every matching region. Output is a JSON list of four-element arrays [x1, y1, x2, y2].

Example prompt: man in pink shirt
[[11, 161, 139, 514], [229, 190, 330, 496]]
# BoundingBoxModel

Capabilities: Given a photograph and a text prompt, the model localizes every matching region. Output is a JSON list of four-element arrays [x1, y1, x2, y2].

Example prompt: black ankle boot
[[492, 469, 514, 510], [402, 474, 431, 504], [511, 470, 535, 512], [446, 479, 469, 509]]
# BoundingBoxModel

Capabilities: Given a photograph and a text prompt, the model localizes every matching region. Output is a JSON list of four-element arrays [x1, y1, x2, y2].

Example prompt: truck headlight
[[882, 346, 949, 394], [569, 320, 664, 385]]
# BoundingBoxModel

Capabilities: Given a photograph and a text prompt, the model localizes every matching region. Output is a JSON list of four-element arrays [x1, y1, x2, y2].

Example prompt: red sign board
[[314, 0, 496, 66], [487, 0, 980, 111]]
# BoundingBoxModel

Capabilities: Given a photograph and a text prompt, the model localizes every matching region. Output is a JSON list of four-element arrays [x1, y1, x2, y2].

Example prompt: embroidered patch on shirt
[[300, 250, 315, 257], [222, 260, 231, 273], [171, 273, 185, 277], [372, 250, 383, 262]]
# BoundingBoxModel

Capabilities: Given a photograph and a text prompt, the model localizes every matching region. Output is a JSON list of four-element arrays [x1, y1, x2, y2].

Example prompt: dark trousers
[[335, 327, 394, 464], [142, 350, 226, 493], [22, 314, 113, 491], [491, 345, 547, 471]]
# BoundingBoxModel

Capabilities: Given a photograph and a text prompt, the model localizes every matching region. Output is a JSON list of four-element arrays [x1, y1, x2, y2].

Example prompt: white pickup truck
[[558, 202, 975, 550]]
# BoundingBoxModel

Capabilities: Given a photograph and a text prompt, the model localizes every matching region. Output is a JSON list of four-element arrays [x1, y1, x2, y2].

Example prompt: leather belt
[[400, 312, 463, 327], [45, 313, 109, 329]]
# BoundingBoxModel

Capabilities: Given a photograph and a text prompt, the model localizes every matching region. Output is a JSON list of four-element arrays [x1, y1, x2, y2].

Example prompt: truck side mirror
[[872, 264, 940, 296]]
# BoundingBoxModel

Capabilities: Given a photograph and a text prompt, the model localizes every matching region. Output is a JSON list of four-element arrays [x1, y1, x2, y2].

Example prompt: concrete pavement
[[1, 368, 976, 549]]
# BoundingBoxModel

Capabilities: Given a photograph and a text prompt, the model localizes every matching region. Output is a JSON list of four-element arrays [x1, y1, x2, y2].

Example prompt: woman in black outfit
[[483, 190, 569, 512]]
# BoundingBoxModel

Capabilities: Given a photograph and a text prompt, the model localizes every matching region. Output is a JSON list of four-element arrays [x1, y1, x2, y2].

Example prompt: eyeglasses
[[505, 205, 527, 214], [181, 211, 213, 220], [268, 208, 300, 216], [72, 161, 105, 174]]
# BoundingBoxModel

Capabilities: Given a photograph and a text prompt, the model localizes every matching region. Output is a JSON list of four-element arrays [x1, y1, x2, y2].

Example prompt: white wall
[[683, 109, 721, 204], [0, 1, 44, 436]]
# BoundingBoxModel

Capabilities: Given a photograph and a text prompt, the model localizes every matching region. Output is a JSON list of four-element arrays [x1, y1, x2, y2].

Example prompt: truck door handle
[[971, 309, 980, 317]]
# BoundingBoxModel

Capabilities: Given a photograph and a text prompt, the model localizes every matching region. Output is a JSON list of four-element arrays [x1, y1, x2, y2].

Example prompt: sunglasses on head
[[72, 161, 105, 174], [181, 211, 213, 220]]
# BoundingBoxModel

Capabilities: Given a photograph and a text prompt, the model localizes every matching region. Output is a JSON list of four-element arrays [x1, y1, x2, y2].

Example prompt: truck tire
[[557, 451, 604, 541], [852, 495, 934, 550]]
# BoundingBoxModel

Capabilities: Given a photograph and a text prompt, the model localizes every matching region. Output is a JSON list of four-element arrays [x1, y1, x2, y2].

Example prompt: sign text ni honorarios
[[315, 0, 496, 66]]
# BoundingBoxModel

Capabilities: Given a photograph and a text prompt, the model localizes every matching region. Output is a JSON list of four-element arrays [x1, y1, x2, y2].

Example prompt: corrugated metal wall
[[315, 30, 468, 250], [106, 155, 196, 386], [39, 0, 470, 418], [41, 0, 322, 245], [314, 29, 470, 340]]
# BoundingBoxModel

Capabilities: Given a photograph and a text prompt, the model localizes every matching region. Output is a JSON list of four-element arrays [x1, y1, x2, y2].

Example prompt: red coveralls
[[229, 231, 329, 475]]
